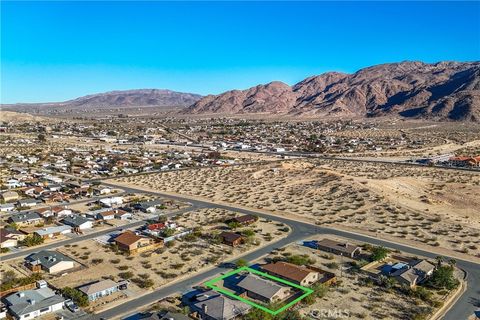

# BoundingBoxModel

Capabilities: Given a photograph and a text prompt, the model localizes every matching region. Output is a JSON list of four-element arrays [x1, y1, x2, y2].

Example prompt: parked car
[[65, 300, 79, 312]]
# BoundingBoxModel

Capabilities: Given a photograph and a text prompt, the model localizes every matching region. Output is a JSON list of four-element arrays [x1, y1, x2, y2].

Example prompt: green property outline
[[204, 266, 314, 315]]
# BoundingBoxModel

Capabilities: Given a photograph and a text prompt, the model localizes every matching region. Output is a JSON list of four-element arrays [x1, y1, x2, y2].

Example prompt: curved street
[[88, 183, 480, 320]]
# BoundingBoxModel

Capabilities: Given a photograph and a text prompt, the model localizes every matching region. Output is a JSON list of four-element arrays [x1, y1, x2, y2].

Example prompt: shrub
[[370, 246, 390, 261], [62, 287, 89, 307], [118, 271, 134, 279]]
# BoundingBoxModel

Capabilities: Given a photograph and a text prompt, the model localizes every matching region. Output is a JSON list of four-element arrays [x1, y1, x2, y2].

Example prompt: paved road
[[0, 206, 198, 261], [89, 184, 480, 320], [155, 141, 480, 173]]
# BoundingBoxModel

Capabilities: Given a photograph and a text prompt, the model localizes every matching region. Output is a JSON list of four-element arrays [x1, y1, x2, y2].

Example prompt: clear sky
[[1, 1, 479, 103]]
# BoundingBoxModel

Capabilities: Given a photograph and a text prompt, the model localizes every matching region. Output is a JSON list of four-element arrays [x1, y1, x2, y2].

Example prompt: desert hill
[[186, 61, 480, 121]]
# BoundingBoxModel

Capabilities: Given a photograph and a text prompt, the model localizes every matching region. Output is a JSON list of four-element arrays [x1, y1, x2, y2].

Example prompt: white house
[[4, 284, 65, 320], [99, 196, 124, 207], [61, 215, 93, 230], [25, 250, 75, 274], [34, 225, 72, 239], [0, 203, 15, 212]]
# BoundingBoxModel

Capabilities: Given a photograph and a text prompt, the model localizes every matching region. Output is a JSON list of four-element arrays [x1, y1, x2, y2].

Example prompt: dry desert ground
[[113, 159, 480, 261]]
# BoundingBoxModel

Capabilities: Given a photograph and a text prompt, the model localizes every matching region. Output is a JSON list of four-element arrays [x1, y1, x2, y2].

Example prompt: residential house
[[315, 239, 361, 258], [448, 156, 480, 168], [392, 259, 436, 287], [97, 210, 115, 221], [22, 187, 44, 198], [8, 212, 43, 227], [93, 187, 111, 195], [262, 261, 320, 286], [34, 208, 54, 218], [4, 285, 65, 320], [0, 203, 15, 212], [114, 209, 132, 220], [17, 199, 40, 208], [237, 274, 291, 303], [40, 193, 70, 204], [218, 232, 245, 247], [133, 199, 164, 213], [61, 215, 93, 231], [34, 225, 72, 239], [99, 196, 124, 207], [78, 279, 128, 301], [143, 222, 177, 237], [51, 206, 72, 218], [227, 214, 258, 226], [1, 191, 20, 203], [5, 179, 24, 189], [189, 290, 251, 320], [114, 231, 157, 254], [25, 250, 75, 274], [0, 229, 26, 248]]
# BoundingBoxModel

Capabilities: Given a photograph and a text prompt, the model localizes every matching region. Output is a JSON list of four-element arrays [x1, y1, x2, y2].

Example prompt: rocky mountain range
[[186, 61, 480, 121], [2, 89, 202, 114]]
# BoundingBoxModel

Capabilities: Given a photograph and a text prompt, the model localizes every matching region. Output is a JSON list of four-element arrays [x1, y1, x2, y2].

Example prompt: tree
[[435, 255, 444, 267], [427, 265, 459, 290], [157, 215, 167, 223], [227, 221, 241, 230], [7, 222, 18, 230], [162, 228, 175, 237], [235, 259, 248, 267], [62, 287, 89, 307], [378, 275, 396, 290], [371, 246, 390, 261], [20, 234, 44, 247], [286, 254, 315, 266], [38, 134, 46, 143], [448, 258, 457, 267], [277, 310, 303, 320], [243, 308, 273, 320], [242, 229, 255, 237]]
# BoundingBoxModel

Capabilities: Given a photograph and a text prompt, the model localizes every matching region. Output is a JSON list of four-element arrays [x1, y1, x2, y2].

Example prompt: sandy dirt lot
[[257, 237, 454, 320], [112, 159, 480, 260], [39, 208, 289, 312]]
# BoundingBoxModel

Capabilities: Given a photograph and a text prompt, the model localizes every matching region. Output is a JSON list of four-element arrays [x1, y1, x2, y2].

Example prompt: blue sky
[[1, 1, 479, 103]]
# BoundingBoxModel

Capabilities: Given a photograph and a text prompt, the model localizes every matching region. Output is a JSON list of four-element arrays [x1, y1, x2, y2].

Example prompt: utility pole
[[340, 253, 343, 278]]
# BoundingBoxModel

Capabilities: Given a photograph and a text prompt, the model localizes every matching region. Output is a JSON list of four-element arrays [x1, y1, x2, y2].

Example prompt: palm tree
[[448, 258, 457, 267], [435, 255, 444, 267]]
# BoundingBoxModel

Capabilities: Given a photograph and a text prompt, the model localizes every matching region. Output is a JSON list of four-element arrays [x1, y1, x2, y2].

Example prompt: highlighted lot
[[204, 266, 314, 315]]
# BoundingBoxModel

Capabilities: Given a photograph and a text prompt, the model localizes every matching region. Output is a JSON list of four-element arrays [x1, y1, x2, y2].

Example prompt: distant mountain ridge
[[186, 61, 480, 121], [2, 89, 202, 113]]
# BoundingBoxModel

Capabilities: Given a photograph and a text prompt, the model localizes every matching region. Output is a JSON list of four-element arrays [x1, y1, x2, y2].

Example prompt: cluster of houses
[[1, 275, 129, 320], [1, 140, 241, 181], [182, 260, 336, 320], [0, 192, 174, 251], [165, 118, 436, 155], [0, 169, 114, 213], [417, 153, 480, 168]]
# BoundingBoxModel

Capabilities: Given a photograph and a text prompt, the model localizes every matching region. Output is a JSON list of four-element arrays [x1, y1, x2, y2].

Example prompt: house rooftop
[[5, 287, 65, 318], [262, 261, 315, 283], [114, 231, 145, 246], [219, 232, 243, 242], [34, 225, 71, 237], [9, 212, 42, 223], [192, 290, 251, 320], [316, 238, 360, 255], [25, 250, 73, 269], [78, 279, 118, 296], [237, 274, 288, 300], [62, 215, 90, 226]]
